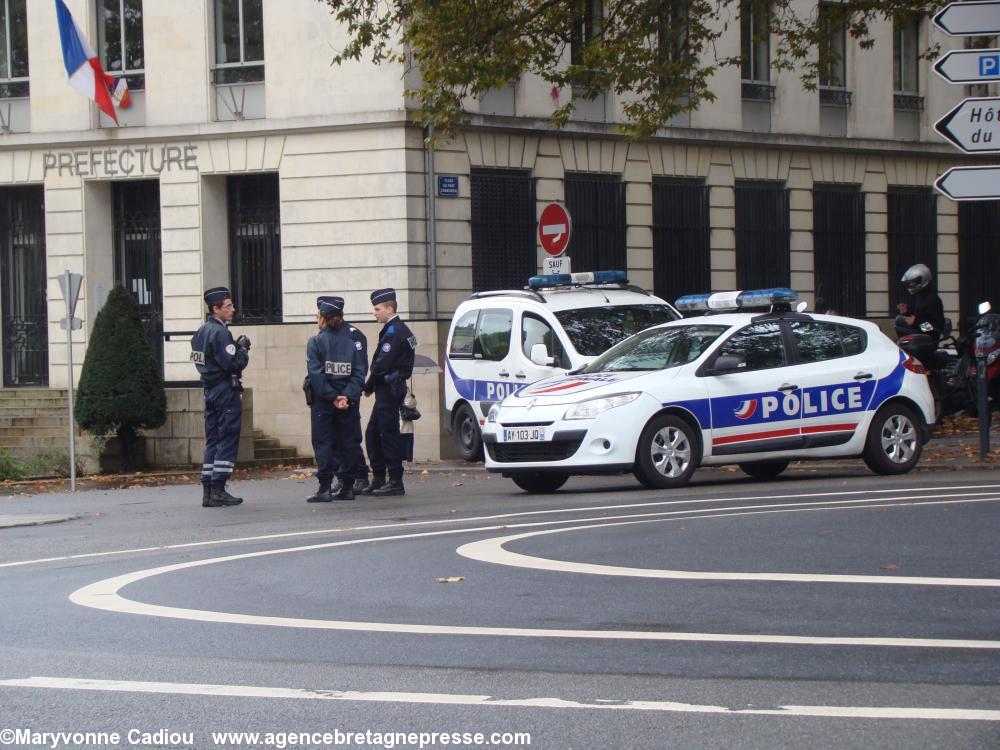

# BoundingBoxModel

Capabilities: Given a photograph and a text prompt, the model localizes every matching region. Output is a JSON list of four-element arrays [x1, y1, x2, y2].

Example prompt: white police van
[[482, 288, 936, 492], [444, 271, 679, 459]]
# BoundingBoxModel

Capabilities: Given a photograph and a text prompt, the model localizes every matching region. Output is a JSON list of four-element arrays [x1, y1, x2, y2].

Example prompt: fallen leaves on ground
[[882, 563, 899, 572], [435, 576, 465, 584]]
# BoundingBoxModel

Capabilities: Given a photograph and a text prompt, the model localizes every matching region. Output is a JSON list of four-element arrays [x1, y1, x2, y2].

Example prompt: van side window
[[448, 310, 478, 358], [477, 309, 513, 361], [521, 313, 565, 365]]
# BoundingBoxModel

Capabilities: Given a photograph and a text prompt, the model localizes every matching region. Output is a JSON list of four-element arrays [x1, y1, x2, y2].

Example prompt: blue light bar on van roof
[[527, 270, 628, 290], [674, 288, 799, 312]]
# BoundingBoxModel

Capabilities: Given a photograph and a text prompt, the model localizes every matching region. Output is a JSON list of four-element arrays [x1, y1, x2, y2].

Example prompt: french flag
[[55, 0, 129, 124]]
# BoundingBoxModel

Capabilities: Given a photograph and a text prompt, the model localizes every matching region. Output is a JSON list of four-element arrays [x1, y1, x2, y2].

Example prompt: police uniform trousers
[[365, 381, 406, 482], [333, 402, 369, 482], [312, 404, 357, 488], [202, 381, 242, 487]]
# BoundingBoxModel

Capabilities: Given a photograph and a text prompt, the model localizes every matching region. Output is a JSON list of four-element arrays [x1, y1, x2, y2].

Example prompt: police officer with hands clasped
[[360, 288, 416, 497], [190, 286, 249, 508], [305, 296, 368, 503]]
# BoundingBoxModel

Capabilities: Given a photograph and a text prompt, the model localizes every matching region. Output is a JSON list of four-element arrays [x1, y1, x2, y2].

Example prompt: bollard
[[977, 352, 990, 457]]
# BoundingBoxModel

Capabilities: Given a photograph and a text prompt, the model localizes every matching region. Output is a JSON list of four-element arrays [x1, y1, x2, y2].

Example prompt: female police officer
[[305, 296, 368, 503]]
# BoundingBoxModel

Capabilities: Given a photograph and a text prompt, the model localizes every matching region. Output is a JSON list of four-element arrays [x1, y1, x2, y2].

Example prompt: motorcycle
[[956, 301, 1000, 416], [895, 317, 965, 420]]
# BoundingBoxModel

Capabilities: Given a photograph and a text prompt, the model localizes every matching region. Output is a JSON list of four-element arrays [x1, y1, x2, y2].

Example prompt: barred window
[[653, 178, 710, 307], [564, 173, 626, 273], [470, 169, 536, 292], [735, 181, 790, 290], [228, 174, 281, 324]]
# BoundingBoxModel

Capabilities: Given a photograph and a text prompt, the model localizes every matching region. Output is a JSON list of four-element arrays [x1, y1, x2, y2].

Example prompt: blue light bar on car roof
[[527, 270, 628, 290], [674, 288, 799, 312]]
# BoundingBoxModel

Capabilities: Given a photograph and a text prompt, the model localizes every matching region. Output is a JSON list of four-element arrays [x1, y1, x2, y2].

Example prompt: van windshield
[[583, 325, 729, 373], [554, 304, 680, 356]]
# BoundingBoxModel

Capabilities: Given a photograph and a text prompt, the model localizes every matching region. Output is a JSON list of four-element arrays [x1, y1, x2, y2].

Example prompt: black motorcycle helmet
[[902, 263, 932, 295]]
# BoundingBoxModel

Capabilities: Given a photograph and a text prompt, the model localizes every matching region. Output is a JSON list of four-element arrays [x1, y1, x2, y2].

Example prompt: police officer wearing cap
[[190, 287, 249, 507], [360, 288, 416, 496], [306, 296, 368, 503]]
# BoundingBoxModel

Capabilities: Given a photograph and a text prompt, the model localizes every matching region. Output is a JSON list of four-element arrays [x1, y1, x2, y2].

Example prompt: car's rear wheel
[[511, 473, 569, 493], [738, 460, 790, 480], [863, 403, 923, 475], [634, 414, 700, 489], [454, 402, 483, 461]]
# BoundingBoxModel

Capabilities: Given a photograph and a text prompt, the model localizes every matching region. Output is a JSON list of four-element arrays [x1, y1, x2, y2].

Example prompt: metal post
[[425, 125, 438, 319], [977, 352, 990, 457], [67, 309, 76, 492]]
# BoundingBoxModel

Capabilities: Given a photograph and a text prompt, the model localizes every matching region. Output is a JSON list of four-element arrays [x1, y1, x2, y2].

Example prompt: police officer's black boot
[[332, 481, 355, 501], [372, 478, 405, 497], [360, 476, 385, 495], [210, 482, 243, 506], [306, 483, 333, 503], [352, 477, 370, 494], [202, 482, 223, 507], [331, 478, 343, 495]]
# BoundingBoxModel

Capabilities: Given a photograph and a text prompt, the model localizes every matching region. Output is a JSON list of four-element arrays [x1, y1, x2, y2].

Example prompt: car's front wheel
[[739, 460, 790, 480], [863, 403, 923, 475], [634, 414, 700, 489], [511, 473, 569, 493], [453, 402, 483, 461]]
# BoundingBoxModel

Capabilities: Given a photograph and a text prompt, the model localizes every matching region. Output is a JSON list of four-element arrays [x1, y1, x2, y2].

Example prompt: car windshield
[[554, 304, 680, 356], [583, 325, 729, 373]]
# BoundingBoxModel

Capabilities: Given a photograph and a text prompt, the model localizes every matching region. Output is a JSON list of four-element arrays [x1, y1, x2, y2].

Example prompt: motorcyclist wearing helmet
[[895, 263, 945, 338]]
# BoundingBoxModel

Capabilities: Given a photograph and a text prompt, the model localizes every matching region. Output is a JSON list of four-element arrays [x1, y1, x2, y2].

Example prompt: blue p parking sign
[[980, 54, 1000, 76]]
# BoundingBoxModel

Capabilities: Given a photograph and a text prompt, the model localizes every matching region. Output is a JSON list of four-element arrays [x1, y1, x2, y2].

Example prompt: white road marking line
[[457, 495, 1000, 586], [3, 482, 997, 569], [1, 677, 998, 721], [67, 493, 1000, 650]]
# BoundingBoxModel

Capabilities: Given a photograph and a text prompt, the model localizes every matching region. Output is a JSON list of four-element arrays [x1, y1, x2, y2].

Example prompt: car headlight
[[486, 404, 499, 423], [563, 392, 641, 420]]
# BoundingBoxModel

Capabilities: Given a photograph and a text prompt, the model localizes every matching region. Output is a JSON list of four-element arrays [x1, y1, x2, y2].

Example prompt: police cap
[[370, 288, 396, 305], [317, 295, 345, 316], [204, 286, 230, 305]]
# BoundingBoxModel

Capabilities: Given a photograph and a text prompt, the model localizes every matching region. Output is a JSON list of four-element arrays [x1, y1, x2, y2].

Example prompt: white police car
[[444, 271, 679, 459], [482, 288, 935, 492]]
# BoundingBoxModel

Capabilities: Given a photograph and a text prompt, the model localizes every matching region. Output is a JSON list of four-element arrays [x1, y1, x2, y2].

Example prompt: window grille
[[113, 181, 163, 368], [470, 168, 536, 292], [813, 185, 866, 317], [735, 181, 790, 289], [564, 172, 627, 274], [958, 201, 1000, 331], [887, 187, 937, 318], [228, 174, 281, 324], [653, 177, 710, 304], [1, 186, 47, 386]]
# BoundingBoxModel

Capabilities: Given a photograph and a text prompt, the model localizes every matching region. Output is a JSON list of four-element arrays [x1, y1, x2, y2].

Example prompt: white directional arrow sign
[[934, 97, 1000, 153], [934, 0, 1000, 35], [935, 166, 1000, 201], [934, 48, 1000, 84]]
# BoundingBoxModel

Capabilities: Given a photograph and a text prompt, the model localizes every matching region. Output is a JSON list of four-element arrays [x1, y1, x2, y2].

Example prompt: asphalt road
[[1, 466, 998, 750]]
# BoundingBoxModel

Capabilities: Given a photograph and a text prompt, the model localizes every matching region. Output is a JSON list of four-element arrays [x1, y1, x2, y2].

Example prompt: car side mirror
[[707, 353, 747, 375], [529, 343, 555, 367]]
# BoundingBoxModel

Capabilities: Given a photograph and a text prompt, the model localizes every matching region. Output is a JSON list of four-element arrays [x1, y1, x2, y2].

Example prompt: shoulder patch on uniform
[[225, 344, 236, 356], [407, 335, 418, 349], [381, 342, 391, 352], [349, 326, 357, 333], [355, 341, 363, 350], [387, 325, 395, 334]]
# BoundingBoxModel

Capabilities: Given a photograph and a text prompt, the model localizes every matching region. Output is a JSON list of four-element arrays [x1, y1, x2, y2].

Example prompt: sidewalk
[[2, 420, 997, 505]]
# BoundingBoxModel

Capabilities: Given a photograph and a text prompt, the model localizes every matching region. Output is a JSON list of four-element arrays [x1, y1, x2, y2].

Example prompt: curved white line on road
[[457, 495, 1000, 587], [3, 676, 1000, 721], [68, 492, 1000, 650], [5, 482, 998, 569]]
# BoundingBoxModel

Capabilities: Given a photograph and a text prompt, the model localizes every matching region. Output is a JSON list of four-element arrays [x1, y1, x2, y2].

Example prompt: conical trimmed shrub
[[75, 284, 166, 469]]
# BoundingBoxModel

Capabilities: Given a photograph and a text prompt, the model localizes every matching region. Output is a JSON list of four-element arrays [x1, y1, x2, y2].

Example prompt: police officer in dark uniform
[[330, 320, 373, 496], [306, 296, 368, 503], [190, 287, 249, 508], [360, 288, 416, 497]]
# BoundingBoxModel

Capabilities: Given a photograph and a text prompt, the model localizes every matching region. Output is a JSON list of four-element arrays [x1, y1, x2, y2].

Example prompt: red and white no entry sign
[[538, 202, 572, 256]]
